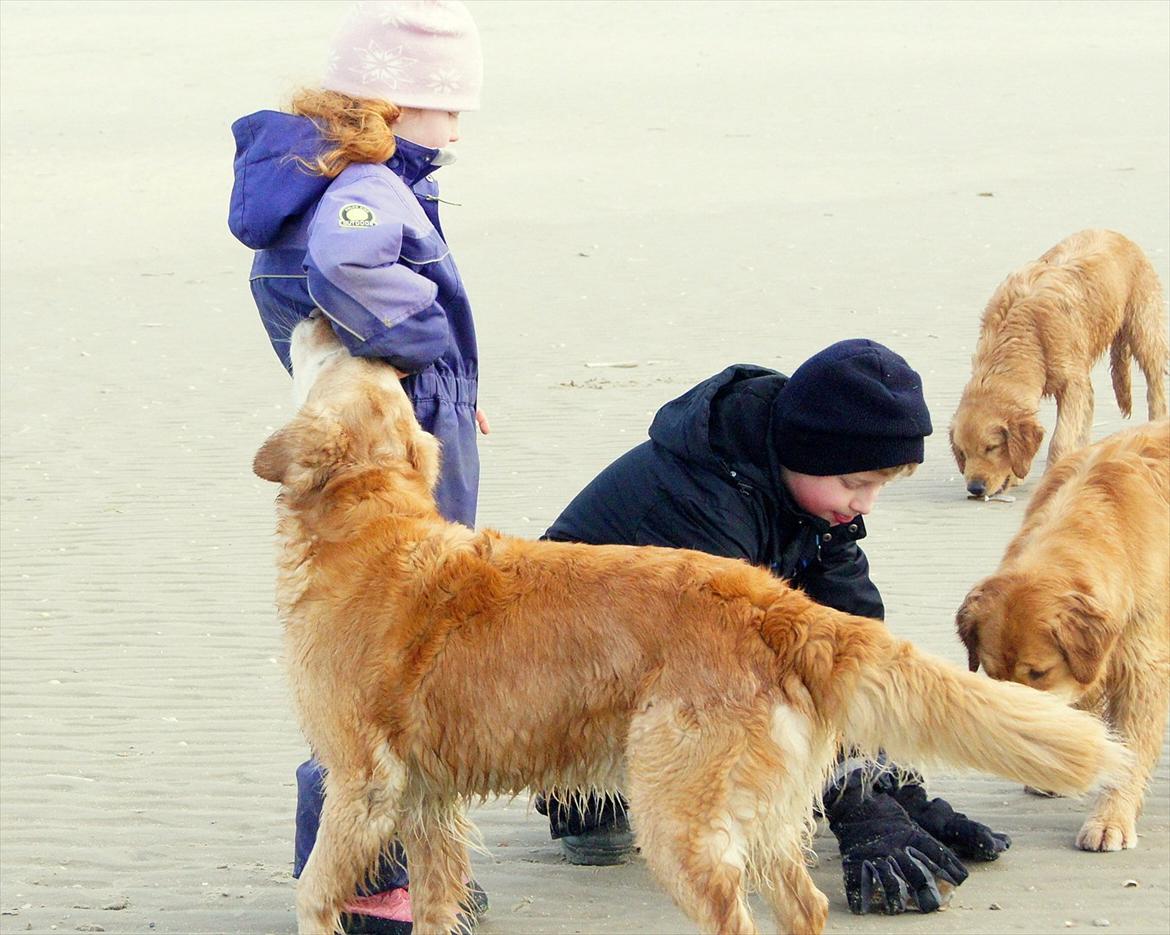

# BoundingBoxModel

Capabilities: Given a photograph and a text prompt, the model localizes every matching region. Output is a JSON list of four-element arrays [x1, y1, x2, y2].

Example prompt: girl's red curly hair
[[289, 89, 401, 178]]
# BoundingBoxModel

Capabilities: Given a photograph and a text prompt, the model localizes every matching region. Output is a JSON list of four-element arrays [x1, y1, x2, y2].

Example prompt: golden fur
[[258, 317, 1128, 935], [950, 229, 1168, 496], [957, 420, 1170, 851]]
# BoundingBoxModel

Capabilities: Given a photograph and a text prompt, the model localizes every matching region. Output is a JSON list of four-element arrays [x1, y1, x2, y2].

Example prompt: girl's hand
[[476, 408, 491, 435]]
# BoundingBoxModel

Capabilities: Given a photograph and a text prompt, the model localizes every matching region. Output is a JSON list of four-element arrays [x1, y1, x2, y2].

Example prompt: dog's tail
[[1109, 336, 1134, 418], [833, 625, 1127, 796], [757, 596, 1127, 796]]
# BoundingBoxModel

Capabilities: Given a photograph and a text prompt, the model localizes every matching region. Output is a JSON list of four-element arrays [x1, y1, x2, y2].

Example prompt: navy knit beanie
[[771, 339, 933, 476]]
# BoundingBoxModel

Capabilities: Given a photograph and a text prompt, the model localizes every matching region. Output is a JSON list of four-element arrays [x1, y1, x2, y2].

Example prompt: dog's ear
[[254, 418, 348, 489], [1050, 591, 1117, 686], [955, 582, 989, 672], [1007, 412, 1044, 478], [948, 425, 967, 472], [402, 430, 439, 489], [369, 374, 442, 491], [399, 416, 442, 491], [254, 426, 296, 484]]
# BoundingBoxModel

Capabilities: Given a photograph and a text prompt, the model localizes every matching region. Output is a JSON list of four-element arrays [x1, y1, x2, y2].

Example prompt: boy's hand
[[825, 769, 968, 914], [475, 408, 491, 435], [886, 778, 1011, 861]]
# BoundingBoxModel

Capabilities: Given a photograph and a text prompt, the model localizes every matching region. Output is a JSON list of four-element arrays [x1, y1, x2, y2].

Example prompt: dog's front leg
[[1077, 659, 1169, 851], [1048, 378, 1094, 467], [296, 766, 407, 934]]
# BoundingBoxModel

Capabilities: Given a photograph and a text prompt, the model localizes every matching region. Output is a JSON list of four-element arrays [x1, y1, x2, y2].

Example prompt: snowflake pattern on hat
[[352, 40, 418, 89], [426, 67, 463, 95]]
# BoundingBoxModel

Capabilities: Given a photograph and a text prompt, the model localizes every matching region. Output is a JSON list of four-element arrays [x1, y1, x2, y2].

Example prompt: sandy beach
[[1, 1, 1167, 933]]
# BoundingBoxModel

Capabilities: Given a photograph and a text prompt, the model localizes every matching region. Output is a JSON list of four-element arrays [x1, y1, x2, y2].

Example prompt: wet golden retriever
[[950, 229, 1168, 497], [957, 419, 1169, 851], [256, 316, 1127, 935]]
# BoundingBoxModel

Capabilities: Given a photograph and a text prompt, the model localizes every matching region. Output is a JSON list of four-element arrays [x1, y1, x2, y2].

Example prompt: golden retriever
[[256, 317, 1127, 935], [957, 419, 1169, 851], [950, 229, 1168, 497]]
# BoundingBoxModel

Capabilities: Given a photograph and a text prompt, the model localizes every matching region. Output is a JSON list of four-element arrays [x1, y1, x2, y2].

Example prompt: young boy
[[535, 339, 1010, 915]]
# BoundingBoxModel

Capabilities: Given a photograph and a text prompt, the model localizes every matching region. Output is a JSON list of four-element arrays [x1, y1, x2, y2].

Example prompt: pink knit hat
[[321, 1, 483, 112]]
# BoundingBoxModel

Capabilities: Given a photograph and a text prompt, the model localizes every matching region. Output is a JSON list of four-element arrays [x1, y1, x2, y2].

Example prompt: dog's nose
[[967, 480, 986, 497]]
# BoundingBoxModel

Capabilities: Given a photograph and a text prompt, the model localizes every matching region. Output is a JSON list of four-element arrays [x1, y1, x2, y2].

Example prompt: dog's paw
[[791, 889, 829, 935], [1076, 815, 1137, 852]]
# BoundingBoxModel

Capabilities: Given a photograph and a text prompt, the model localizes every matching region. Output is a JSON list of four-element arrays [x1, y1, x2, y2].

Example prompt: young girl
[[228, 2, 487, 931]]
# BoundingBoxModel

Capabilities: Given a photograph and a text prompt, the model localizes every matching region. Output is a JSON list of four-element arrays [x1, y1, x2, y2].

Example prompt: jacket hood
[[229, 111, 333, 249], [649, 365, 782, 483], [649, 364, 862, 534]]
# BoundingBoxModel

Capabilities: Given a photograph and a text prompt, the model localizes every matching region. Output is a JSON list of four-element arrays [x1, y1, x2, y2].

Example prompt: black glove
[[824, 769, 968, 915], [883, 774, 1011, 861]]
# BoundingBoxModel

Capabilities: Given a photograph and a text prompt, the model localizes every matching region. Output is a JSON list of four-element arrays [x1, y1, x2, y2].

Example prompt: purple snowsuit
[[229, 110, 481, 892]]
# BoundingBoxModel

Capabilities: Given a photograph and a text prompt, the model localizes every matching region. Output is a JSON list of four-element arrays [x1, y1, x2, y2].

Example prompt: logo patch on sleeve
[[339, 204, 377, 228]]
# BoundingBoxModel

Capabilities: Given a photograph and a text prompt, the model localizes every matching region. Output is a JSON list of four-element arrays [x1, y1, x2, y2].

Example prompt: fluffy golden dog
[[257, 317, 1127, 935], [957, 419, 1169, 851], [950, 229, 1168, 497]]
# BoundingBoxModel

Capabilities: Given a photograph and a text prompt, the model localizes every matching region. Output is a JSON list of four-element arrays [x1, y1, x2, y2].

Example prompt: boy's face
[[393, 108, 461, 149], [781, 468, 891, 526]]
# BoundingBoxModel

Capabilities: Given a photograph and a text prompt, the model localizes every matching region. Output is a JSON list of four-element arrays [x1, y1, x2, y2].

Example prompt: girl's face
[[781, 468, 891, 527], [393, 108, 461, 149]]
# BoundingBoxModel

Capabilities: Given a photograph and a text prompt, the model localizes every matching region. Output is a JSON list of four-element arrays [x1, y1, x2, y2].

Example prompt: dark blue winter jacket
[[228, 110, 479, 526], [545, 365, 885, 619]]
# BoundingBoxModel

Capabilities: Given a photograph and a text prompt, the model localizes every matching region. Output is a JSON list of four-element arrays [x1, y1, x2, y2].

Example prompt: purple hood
[[228, 111, 332, 249]]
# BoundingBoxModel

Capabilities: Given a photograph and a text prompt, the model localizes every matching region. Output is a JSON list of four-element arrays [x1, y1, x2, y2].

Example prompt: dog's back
[[978, 229, 1163, 391], [1007, 418, 1170, 571]]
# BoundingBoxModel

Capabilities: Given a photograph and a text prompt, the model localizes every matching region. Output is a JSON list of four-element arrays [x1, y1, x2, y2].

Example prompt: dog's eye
[[985, 444, 1001, 454], [1027, 668, 1050, 681]]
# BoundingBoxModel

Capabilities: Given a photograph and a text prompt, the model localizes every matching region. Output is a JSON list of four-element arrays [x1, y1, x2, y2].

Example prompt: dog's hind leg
[[295, 757, 407, 934], [401, 799, 476, 934], [752, 706, 832, 934], [756, 837, 828, 935], [627, 703, 765, 935], [1126, 289, 1169, 419], [752, 769, 828, 933]]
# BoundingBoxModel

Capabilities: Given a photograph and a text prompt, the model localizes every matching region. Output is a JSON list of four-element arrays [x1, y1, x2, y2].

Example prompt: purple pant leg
[[293, 758, 409, 892]]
